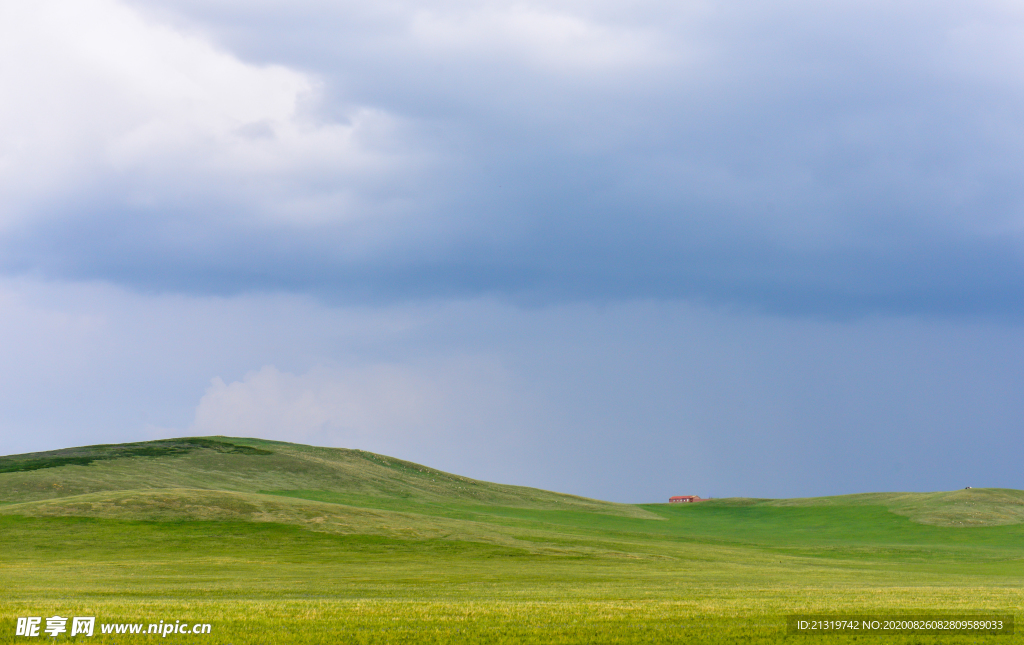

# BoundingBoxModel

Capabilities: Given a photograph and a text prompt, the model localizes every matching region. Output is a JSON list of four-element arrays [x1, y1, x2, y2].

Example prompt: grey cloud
[[5, 0, 1024, 317]]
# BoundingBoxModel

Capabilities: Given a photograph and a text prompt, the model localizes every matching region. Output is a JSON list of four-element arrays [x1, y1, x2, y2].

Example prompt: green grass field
[[1, 437, 1022, 643]]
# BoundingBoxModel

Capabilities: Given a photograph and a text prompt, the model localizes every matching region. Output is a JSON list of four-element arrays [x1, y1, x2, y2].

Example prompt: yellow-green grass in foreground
[[3, 595, 1022, 645], [2, 438, 1024, 643]]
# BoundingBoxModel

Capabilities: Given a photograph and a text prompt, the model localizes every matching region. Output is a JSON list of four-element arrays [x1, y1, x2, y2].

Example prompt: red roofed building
[[669, 495, 703, 503]]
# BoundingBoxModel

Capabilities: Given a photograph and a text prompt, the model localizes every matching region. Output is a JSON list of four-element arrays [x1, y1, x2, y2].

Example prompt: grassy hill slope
[[0, 436, 649, 513], [2, 436, 1024, 550], [763, 488, 1024, 526], [0, 436, 663, 552]]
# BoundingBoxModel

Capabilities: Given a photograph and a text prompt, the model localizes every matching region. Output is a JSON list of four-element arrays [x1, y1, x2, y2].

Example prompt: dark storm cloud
[[5, 0, 1024, 317]]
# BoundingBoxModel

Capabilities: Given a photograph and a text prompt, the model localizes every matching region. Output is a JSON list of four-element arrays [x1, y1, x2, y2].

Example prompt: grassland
[[1, 437, 1023, 644]]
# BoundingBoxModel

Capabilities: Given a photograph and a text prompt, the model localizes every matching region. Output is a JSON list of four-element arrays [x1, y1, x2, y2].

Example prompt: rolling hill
[[2, 436, 1022, 528], [0, 436, 638, 511], [0, 436, 663, 554], [2, 435, 1024, 560]]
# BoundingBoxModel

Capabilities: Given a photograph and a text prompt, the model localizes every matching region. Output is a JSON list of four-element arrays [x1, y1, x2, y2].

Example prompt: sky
[[1, 0, 1023, 502]]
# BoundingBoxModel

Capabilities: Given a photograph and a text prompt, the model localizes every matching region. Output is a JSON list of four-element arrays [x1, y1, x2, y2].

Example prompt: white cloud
[[167, 355, 529, 462], [0, 0, 413, 231], [187, 364, 448, 445], [408, 3, 674, 75]]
